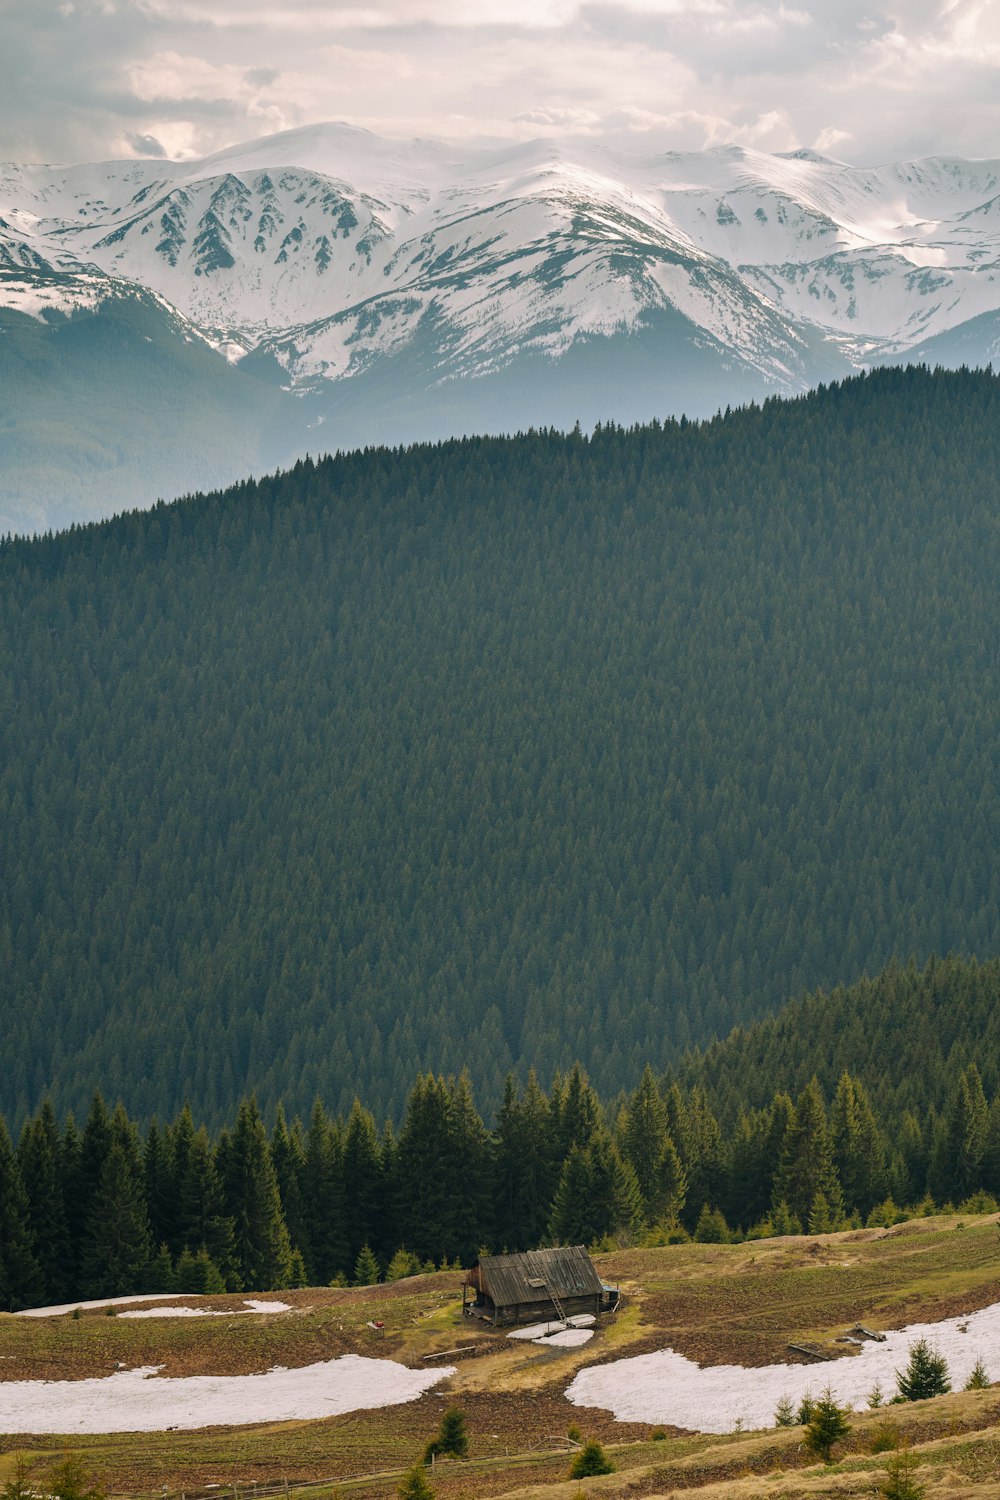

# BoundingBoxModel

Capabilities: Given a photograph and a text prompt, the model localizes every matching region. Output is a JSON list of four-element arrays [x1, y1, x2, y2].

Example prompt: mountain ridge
[[4, 126, 1000, 530]]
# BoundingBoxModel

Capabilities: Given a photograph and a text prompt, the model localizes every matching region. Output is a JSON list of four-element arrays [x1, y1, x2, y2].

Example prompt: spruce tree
[[80, 1105, 153, 1297], [772, 1078, 844, 1228], [929, 1066, 989, 1202], [179, 1125, 239, 1289], [0, 1118, 43, 1310], [303, 1099, 346, 1283], [896, 1339, 950, 1401], [803, 1388, 851, 1462], [493, 1071, 554, 1253], [224, 1096, 292, 1291], [17, 1102, 71, 1302], [342, 1099, 384, 1264], [271, 1104, 311, 1266], [620, 1065, 669, 1221], [354, 1243, 381, 1286]]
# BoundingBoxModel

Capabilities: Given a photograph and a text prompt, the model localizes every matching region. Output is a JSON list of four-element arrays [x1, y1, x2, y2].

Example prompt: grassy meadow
[[1, 1214, 998, 1499]]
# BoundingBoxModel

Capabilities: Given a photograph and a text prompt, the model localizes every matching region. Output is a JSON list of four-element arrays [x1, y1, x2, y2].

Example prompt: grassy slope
[[1, 1215, 999, 1497]]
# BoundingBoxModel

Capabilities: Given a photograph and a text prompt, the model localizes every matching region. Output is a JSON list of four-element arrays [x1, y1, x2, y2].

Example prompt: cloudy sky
[[2, 0, 998, 166]]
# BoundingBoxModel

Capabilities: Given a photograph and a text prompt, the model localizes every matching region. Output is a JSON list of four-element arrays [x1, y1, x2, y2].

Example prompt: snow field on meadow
[[566, 1300, 1000, 1433], [119, 1300, 291, 1319], [0, 1355, 454, 1434]]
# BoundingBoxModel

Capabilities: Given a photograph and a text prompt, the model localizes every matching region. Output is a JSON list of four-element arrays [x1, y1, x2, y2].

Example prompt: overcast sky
[[2, 0, 998, 167]]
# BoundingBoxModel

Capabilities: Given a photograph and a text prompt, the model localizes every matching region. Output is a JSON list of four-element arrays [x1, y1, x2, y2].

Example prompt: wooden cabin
[[463, 1245, 617, 1327]]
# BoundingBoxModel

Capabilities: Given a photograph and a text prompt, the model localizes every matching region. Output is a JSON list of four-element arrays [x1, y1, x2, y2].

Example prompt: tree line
[[3, 955, 999, 1309], [4, 365, 1000, 1126]]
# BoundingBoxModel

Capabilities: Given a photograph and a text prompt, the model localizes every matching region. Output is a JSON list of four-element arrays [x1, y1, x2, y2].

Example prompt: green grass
[[1, 1216, 999, 1499]]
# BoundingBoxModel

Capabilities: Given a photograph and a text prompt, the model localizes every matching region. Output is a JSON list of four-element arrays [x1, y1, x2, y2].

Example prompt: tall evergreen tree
[[831, 1073, 888, 1217], [772, 1078, 844, 1228], [303, 1098, 346, 1283], [342, 1099, 384, 1266], [929, 1065, 989, 1202], [271, 1104, 311, 1267], [223, 1096, 292, 1291], [80, 1104, 153, 1297], [0, 1118, 43, 1310], [17, 1101, 71, 1302]]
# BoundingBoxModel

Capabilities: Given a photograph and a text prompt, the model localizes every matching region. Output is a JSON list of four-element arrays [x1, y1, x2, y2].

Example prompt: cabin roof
[[473, 1245, 604, 1307]]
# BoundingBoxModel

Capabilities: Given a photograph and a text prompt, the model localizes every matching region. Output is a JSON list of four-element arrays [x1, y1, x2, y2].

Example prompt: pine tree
[[493, 1071, 554, 1253], [880, 1443, 925, 1500], [342, 1099, 384, 1265], [223, 1096, 292, 1291], [1, 1453, 34, 1500], [569, 1439, 614, 1478], [354, 1243, 381, 1286], [803, 1388, 851, 1462], [80, 1105, 153, 1298], [17, 1102, 71, 1302], [831, 1073, 888, 1217], [146, 1243, 175, 1292], [772, 1078, 844, 1228], [773, 1394, 796, 1427], [964, 1356, 989, 1390], [693, 1204, 730, 1243], [303, 1099, 346, 1283], [396, 1465, 434, 1500], [180, 1125, 239, 1289], [423, 1407, 468, 1461], [271, 1104, 311, 1265], [0, 1118, 43, 1311], [620, 1065, 669, 1221], [929, 1066, 989, 1202], [896, 1339, 951, 1401], [143, 1121, 176, 1258]]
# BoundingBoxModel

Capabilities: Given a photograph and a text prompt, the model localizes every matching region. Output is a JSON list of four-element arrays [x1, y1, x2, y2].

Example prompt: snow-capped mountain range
[[3, 123, 1000, 530]]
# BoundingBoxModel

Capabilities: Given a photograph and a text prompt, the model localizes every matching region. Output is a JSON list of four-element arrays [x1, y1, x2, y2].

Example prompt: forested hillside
[[3, 365, 1000, 1125], [3, 955, 1000, 1309]]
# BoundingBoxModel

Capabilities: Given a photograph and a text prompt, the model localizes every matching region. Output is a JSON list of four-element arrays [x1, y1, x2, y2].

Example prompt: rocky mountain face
[[3, 124, 1000, 530]]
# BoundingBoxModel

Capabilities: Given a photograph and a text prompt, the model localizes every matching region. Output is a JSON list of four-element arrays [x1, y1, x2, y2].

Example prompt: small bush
[[651, 1428, 666, 1441], [964, 1356, 990, 1390], [869, 1419, 900, 1453], [867, 1381, 885, 1409], [569, 1439, 614, 1479], [796, 1395, 816, 1425]]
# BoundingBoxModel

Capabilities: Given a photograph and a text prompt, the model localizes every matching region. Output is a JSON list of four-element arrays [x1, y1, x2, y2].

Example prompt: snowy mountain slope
[[3, 124, 1000, 529], [4, 127, 1000, 367]]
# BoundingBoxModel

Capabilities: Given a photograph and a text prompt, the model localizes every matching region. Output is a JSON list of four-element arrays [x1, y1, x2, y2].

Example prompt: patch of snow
[[566, 1300, 1000, 1433], [119, 1300, 291, 1320], [0, 1354, 454, 1434], [508, 1320, 567, 1340], [540, 1329, 594, 1348], [15, 1294, 181, 1318]]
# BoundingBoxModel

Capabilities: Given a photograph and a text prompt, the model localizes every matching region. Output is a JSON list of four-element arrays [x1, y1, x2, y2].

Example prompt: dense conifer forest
[[3, 365, 1000, 1126], [2, 955, 1000, 1309]]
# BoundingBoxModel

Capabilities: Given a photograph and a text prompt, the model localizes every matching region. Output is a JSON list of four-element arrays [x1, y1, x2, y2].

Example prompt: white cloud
[[1, 0, 999, 166]]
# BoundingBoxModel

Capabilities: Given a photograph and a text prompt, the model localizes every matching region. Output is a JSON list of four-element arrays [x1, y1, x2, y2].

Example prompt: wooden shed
[[462, 1245, 617, 1327]]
